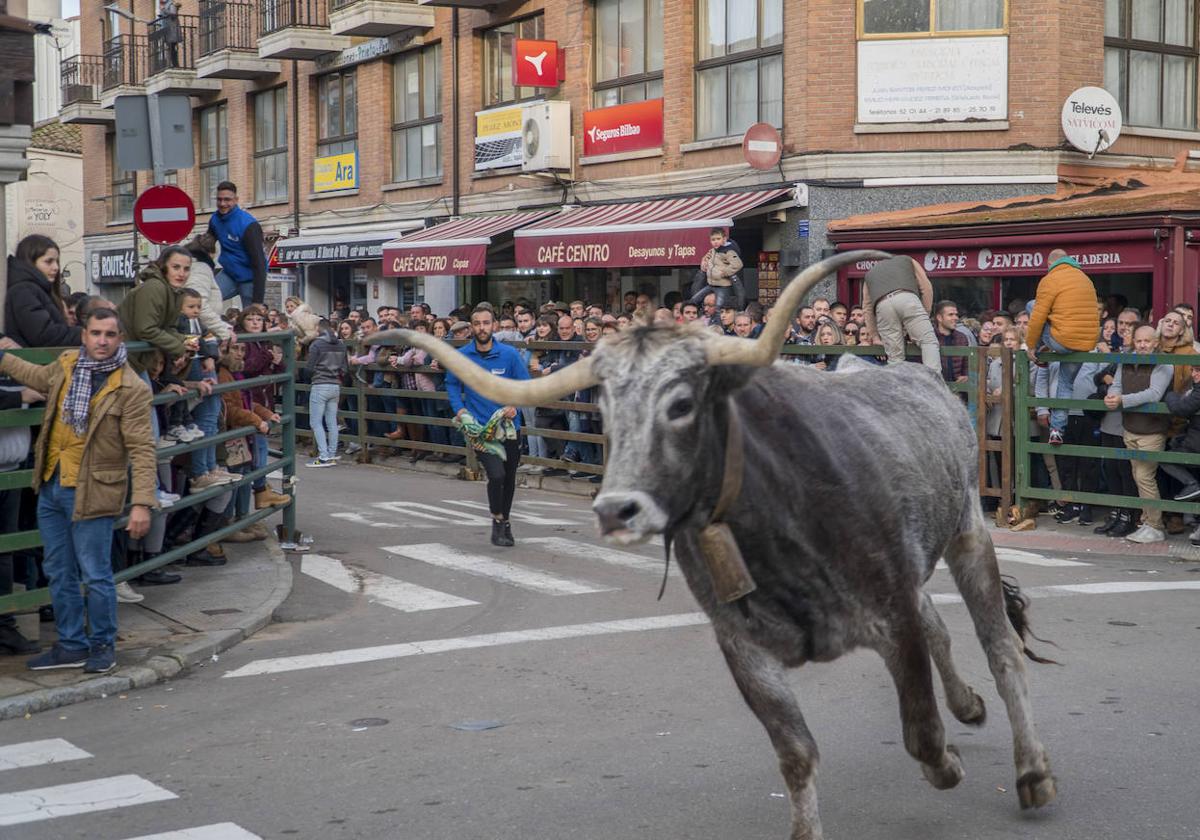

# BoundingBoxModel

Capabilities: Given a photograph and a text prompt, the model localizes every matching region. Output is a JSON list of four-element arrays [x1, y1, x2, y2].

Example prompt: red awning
[[382, 210, 557, 276], [514, 188, 793, 269]]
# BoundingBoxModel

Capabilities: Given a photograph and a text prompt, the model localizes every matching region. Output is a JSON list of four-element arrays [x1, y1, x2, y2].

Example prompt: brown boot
[[255, 487, 291, 508], [223, 527, 258, 543]]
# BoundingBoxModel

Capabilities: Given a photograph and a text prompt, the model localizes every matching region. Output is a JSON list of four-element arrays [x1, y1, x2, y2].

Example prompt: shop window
[[482, 15, 544, 107], [594, 0, 664, 109], [392, 43, 443, 182], [695, 0, 782, 140], [318, 69, 358, 158], [1104, 0, 1198, 130], [254, 87, 288, 205], [108, 134, 134, 223], [198, 103, 228, 211], [858, 0, 1006, 36]]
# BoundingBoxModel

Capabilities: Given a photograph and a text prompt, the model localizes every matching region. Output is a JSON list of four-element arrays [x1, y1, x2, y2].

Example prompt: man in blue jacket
[[206, 181, 267, 307], [445, 303, 530, 547]]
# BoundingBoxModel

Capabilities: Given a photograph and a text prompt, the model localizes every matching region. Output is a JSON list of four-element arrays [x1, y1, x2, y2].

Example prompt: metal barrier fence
[[293, 340, 1011, 503], [1014, 348, 1200, 519], [199, 0, 257, 55], [260, 0, 329, 35], [0, 333, 297, 616], [61, 55, 105, 105]]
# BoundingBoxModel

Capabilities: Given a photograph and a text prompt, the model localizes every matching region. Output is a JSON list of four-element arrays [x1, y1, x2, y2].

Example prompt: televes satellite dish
[[1061, 87, 1122, 158]]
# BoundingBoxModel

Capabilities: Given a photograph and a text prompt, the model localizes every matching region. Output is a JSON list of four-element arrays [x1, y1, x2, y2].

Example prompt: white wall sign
[[857, 36, 1008, 124], [1061, 86, 1122, 156]]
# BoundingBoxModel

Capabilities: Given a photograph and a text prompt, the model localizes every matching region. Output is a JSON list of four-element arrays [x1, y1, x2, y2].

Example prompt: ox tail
[[1001, 576, 1060, 665]]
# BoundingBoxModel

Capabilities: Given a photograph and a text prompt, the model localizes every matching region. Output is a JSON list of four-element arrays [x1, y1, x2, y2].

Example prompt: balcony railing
[[102, 34, 149, 90], [61, 54, 104, 104], [199, 0, 256, 55], [260, 0, 328, 36], [149, 13, 202, 73]]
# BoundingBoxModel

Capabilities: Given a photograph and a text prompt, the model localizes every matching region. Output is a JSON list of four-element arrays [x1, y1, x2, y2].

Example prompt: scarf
[[454, 408, 517, 460], [1049, 255, 1082, 271], [63, 345, 128, 437]]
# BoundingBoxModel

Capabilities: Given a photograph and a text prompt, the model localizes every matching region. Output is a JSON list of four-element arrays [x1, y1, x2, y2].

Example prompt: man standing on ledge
[[861, 255, 939, 371], [0, 308, 155, 674], [444, 304, 530, 547], [207, 181, 268, 307]]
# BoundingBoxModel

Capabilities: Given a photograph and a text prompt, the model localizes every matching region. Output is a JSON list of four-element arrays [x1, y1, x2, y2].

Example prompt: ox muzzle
[[593, 490, 668, 544]]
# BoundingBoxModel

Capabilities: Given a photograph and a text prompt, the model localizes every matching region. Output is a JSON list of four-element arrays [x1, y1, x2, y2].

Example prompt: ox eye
[[667, 397, 695, 421]]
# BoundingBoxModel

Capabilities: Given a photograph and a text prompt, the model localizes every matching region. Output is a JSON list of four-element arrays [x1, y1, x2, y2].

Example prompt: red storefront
[[827, 170, 1200, 320]]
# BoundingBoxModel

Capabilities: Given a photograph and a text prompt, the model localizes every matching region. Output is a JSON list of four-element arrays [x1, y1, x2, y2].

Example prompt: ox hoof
[[1017, 771, 1058, 809], [953, 690, 987, 727], [922, 744, 964, 791]]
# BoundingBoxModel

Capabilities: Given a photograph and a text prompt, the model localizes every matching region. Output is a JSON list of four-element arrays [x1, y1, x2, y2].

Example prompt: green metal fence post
[[281, 331, 297, 543], [1013, 350, 1029, 511]]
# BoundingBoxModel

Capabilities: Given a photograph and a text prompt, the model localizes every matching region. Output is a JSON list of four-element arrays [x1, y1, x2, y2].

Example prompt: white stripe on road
[[0, 739, 92, 771], [0, 775, 177, 826], [930, 580, 1200, 605], [524, 536, 677, 576], [223, 612, 710, 678], [372, 501, 494, 525], [301, 554, 478, 613], [381, 544, 616, 595], [515, 500, 568, 507], [936, 548, 1091, 571], [330, 512, 402, 528], [442, 499, 574, 525], [123, 824, 262, 840]]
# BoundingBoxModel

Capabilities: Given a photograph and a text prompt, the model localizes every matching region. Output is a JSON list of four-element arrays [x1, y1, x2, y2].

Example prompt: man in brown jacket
[[0, 308, 156, 674]]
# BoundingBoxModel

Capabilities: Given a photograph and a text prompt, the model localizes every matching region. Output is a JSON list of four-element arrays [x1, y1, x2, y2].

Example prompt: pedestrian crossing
[[0, 738, 261, 837]]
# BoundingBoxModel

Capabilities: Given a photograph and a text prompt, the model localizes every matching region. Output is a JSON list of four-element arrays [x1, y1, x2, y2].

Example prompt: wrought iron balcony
[[259, 0, 349, 59], [146, 13, 222, 93], [197, 0, 281, 78], [328, 0, 434, 37], [60, 55, 112, 124], [101, 34, 148, 105]]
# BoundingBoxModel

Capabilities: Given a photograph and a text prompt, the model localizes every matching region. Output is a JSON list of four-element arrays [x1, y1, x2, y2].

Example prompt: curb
[[0, 539, 293, 722], [990, 523, 1200, 562]]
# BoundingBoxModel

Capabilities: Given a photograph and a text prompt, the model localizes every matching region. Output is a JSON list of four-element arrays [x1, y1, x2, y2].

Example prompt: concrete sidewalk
[[0, 539, 292, 721]]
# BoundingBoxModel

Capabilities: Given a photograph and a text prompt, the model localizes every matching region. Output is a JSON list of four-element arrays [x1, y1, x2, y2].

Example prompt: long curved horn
[[705, 249, 893, 366], [365, 329, 598, 406]]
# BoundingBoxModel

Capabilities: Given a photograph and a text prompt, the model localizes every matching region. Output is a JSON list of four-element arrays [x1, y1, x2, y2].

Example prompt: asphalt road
[[2, 463, 1199, 840]]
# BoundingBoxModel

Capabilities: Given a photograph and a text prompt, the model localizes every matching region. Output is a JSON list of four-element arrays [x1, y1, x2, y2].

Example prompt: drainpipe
[[451, 7, 460, 217], [291, 58, 300, 235]]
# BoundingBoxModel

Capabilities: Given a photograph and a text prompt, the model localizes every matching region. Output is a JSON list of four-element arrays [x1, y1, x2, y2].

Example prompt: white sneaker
[[167, 425, 191, 441], [156, 437, 176, 450], [157, 489, 181, 507], [207, 468, 240, 485], [1127, 524, 1166, 544], [116, 582, 144, 604], [184, 424, 203, 440]]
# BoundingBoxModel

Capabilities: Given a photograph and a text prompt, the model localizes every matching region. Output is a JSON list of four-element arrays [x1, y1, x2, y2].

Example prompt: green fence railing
[[1014, 348, 1200, 516], [0, 332, 297, 616]]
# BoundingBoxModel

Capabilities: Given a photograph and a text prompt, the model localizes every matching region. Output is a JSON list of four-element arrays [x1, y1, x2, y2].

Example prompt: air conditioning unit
[[522, 101, 571, 172]]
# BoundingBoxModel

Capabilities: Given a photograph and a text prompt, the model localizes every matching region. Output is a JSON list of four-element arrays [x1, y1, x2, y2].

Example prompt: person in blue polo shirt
[[444, 303, 530, 547], [206, 181, 267, 308]]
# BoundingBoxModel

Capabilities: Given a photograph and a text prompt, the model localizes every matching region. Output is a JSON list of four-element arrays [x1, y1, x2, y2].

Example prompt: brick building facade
[[61, 0, 1200, 314]]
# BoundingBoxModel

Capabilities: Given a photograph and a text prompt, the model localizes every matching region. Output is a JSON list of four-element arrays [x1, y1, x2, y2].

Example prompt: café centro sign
[[849, 244, 1147, 276], [313, 151, 358, 193]]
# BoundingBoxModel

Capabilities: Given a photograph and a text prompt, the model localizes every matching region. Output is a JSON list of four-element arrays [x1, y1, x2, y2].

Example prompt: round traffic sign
[[134, 184, 196, 245], [743, 123, 783, 170], [1061, 87, 1122, 157]]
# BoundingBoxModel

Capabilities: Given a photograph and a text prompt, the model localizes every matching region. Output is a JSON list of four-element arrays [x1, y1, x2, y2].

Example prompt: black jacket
[[1165, 384, 1200, 449], [4, 256, 82, 348]]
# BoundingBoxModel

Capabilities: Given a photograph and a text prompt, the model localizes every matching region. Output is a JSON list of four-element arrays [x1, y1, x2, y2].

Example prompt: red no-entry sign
[[134, 184, 196, 245]]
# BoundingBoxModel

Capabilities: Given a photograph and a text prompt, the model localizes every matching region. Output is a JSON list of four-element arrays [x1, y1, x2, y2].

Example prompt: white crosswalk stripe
[[372, 501, 494, 525], [0, 740, 261, 836], [123, 823, 263, 839], [0, 774, 177, 826], [524, 536, 677, 576], [0, 738, 91, 771], [936, 547, 1091, 571], [301, 553, 478, 613], [382, 543, 617, 595], [441, 499, 575, 525]]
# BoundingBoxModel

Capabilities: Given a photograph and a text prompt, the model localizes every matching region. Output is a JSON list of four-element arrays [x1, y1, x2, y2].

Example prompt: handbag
[[225, 435, 252, 467]]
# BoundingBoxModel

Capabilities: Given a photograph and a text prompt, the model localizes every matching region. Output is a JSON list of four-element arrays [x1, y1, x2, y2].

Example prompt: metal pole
[[147, 93, 166, 186], [451, 7, 460, 217], [291, 58, 300, 235], [281, 329, 297, 542]]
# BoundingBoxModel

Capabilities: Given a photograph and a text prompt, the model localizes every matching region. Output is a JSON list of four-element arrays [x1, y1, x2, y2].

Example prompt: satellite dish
[[1061, 87, 1122, 158]]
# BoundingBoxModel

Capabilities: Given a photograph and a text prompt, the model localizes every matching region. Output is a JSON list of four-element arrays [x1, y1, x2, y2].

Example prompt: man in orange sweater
[[1026, 248, 1100, 445]]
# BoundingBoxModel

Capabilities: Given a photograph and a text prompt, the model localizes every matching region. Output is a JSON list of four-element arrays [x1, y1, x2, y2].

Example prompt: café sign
[[846, 243, 1152, 276]]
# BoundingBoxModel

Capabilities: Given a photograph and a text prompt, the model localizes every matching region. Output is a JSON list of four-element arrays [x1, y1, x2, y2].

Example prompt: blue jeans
[[521, 406, 546, 458], [310, 383, 340, 460], [252, 433, 268, 491], [37, 476, 118, 650], [1027, 300, 1081, 434], [215, 272, 255, 309], [564, 410, 597, 464], [188, 361, 220, 477], [224, 463, 252, 518]]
